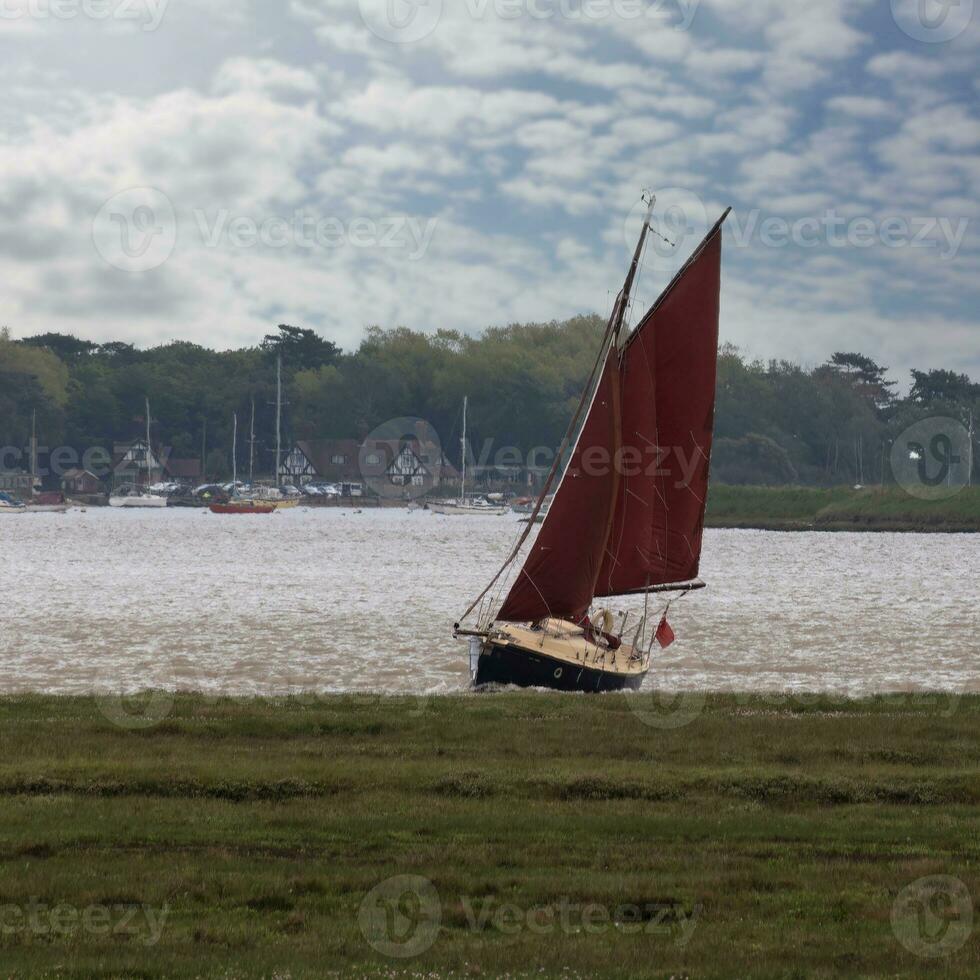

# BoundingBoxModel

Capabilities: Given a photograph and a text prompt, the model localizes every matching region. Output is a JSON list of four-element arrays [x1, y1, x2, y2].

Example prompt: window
[[365, 453, 381, 465], [331, 454, 348, 465], [412, 475, 425, 486]]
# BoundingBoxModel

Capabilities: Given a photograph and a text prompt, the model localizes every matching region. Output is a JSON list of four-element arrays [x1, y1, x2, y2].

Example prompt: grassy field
[[0, 693, 977, 978], [705, 484, 980, 531]]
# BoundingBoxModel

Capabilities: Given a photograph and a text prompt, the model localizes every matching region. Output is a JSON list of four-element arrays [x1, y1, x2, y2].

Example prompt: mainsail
[[595, 212, 727, 595], [492, 208, 729, 624]]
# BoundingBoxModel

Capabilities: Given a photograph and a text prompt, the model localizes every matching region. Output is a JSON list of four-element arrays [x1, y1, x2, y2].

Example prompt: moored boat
[[0, 492, 27, 514], [427, 397, 509, 516], [209, 499, 276, 515], [109, 487, 168, 508], [454, 196, 729, 693], [27, 491, 68, 513]]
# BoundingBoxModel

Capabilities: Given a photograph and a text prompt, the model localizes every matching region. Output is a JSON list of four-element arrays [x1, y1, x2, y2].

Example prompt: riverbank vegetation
[[706, 484, 980, 531], [0, 693, 977, 977], [2, 322, 977, 487]]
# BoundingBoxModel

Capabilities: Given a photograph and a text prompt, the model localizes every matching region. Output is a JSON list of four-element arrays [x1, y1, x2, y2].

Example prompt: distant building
[[0, 470, 33, 501], [164, 458, 201, 485], [111, 439, 163, 488], [62, 468, 103, 497], [281, 438, 460, 495]]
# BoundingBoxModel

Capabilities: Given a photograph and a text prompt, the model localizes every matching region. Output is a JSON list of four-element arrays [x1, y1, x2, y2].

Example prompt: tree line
[[1, 321, 976, 486]]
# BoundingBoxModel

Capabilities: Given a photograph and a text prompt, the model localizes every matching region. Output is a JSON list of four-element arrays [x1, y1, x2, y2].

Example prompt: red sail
[[595, 217, 725, 595], [496, 350, 621, 623]]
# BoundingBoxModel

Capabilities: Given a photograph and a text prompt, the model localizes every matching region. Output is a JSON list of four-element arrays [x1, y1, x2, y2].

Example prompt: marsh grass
[[706, 485, 980, 531], [0, 692, 977, 977]]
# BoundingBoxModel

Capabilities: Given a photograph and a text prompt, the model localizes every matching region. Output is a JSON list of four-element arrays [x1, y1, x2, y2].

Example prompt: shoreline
[[705, 484, 980, 533]]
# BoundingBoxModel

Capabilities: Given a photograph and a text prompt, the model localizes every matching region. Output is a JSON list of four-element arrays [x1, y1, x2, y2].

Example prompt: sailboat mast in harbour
[[460, 395, 467, 505], [249, 399, 256, 485], [232, 412, 238, 486], [455, 196, 730, 692], [145, 397, 153, 486], [275, 356, 282, 487]]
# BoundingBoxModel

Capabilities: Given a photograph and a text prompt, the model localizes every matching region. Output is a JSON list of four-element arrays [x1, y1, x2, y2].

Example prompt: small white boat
[[0, 492, 26, 514], [428, 397, 509, 516], [109, 487, 168, 508], [429, 499, 508, 516]]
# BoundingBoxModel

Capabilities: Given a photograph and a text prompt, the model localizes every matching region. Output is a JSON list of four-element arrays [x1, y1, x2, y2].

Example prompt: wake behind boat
[[455, 197, 729, 693]]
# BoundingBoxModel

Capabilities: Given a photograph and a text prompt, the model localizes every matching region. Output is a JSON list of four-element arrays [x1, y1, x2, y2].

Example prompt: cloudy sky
[[1, 0, 977, 383]]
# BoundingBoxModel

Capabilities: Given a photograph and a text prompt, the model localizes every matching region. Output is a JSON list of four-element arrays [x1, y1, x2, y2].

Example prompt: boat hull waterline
[[209, 502, 277, 515], [109, 496, 168, 508], [469, 620, 648, 693]]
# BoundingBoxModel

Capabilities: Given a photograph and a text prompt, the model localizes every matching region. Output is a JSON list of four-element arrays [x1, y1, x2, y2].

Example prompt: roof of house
[[293, 437, 459, 483], [165, 457, 201, 479]]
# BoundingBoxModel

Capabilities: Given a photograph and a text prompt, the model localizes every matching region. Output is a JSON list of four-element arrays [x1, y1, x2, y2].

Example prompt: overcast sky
[[1, 0, 977, 383]]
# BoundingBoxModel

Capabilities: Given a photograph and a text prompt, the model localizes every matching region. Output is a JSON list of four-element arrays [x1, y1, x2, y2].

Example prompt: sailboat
[[427, 397, 509, 516], [109, 398, 168, 508], [26, 411, 67, 512], [454, 197, 729, 692]]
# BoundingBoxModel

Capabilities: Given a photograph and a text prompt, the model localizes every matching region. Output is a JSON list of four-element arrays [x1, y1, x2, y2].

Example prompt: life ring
[[553, 667, 563, 679]]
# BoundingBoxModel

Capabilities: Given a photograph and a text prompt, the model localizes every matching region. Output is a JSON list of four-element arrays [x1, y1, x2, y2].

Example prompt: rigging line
[[458, 307, 621, 624], [622, 209, 731, 355], [622, 220, 651, 337]]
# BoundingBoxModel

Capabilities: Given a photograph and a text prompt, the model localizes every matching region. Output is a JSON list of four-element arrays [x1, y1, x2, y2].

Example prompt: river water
[[1, 508, 976, 696]]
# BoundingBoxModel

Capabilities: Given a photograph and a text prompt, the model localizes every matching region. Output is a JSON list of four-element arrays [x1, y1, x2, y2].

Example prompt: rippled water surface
[[1, 507, 977, 694]]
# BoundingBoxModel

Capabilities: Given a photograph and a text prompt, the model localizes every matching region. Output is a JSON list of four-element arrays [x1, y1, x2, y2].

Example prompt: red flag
[[655, 615, 675, 649]]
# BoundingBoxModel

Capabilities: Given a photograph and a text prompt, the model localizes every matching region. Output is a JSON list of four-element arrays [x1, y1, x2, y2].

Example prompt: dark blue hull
[[474, 642, 645, 693]]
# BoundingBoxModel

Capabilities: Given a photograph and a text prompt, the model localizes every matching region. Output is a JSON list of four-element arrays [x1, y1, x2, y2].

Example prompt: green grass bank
[[0, 692, 977, 978], [705, 484, 980, 531]]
